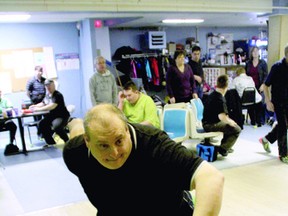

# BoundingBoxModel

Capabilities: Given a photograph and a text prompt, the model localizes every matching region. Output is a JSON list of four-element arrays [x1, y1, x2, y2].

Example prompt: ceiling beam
[[0, 0, 273, 13]]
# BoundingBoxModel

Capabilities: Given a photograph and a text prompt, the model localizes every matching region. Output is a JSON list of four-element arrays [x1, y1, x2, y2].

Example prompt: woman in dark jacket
[[245, 46, 268, 126], [245, 46, 268, 91]]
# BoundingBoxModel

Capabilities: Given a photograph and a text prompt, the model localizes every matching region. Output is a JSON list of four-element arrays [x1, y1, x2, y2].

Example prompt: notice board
[[0, 47, 57, 93]]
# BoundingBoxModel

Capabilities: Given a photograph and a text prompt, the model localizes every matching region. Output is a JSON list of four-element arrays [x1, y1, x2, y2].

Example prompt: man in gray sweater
[[89, 56, 118, 106]]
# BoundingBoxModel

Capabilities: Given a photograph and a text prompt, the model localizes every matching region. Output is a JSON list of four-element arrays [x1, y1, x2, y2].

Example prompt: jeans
[[203, 121, 241, 151], [38, 115, 69, 144], [273, 103, 288, 157]]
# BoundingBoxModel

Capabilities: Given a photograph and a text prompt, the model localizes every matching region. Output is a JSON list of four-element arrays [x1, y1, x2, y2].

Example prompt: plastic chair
[[156, 106, 163, 130], [162, 107, 190, 143], [241, 87, 256, 123], [190, 98, 204, 128], [189, 98, 223, 144], [24, 120, 40, 145]]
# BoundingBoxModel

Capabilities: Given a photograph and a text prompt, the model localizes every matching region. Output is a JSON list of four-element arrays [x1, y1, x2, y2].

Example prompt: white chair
[[189, 98, 223, 145], [156, 106, 163, 130], [163, 102, 189, 109], [162, 107, 190, 143]]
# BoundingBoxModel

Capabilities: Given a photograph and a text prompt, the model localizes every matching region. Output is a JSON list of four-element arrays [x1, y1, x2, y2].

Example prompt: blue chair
[[190, 98, 204, 128], [162, 107, 189, 143], [193, 98, 204, 120], [189, 98, 223, 144]]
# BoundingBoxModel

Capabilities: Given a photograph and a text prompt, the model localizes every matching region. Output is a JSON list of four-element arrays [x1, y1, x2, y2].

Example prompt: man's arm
[[30, 102, 57, 112], [26, 90, 31, 98], [111, 75, 118, 105], [263, 84, 274, 112], [140, 97, 160, 128], [89, 77, 97, 106], [26, 79, 32, 99], [35, 103, 57, 112], [194, 75, 202, 84], [218, 113, 238, 127], [118, 91, 125, 111], [191, 161, 224, 216]]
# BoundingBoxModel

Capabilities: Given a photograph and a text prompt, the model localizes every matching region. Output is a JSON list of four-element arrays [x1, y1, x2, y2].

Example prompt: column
[[268, 15, 288, 69]]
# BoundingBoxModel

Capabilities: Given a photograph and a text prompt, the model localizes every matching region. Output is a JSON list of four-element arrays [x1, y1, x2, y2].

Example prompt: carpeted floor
[[0, 144, 88, 215], [0, 130, 87, 216], [0, 123, 279, 215], [183, 124, 277, 170]]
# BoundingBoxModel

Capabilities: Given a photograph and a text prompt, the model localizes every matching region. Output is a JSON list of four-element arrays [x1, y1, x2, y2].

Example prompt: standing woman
[[166, 50, 198, 103], [245, 46, 268, 126]]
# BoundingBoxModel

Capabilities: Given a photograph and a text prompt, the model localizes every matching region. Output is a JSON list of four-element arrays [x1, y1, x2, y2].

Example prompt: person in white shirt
[[232, 67, 263, 127]]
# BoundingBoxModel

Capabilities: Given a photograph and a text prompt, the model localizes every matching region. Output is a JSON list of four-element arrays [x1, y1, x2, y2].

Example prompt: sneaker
[[227, 148, 234, 153], [217, 147, 228, 157], [43, 143, 56, 148], [259, 138, 271, 153], [280, 156, 288, 164]]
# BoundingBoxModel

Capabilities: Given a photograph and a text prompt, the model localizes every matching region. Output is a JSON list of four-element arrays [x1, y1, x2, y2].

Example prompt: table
[[1, 111, 49, 155]]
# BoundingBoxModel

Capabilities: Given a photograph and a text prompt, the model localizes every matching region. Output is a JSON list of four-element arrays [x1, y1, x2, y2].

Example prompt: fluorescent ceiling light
[[162, 19, 204, 24], [0, 14, 31, 22]]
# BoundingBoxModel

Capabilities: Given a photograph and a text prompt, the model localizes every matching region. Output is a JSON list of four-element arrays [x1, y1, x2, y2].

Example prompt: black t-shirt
[[45, 90, 70, 118], [188, 59, 204, 86], [265, 58, 288, 105], [63, 123, 203, 216], [202, 90, 228, 124]]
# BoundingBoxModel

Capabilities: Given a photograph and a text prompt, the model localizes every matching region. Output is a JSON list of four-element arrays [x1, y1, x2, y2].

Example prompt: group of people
[[166, 46, 204, 103], [64, 54, 225, 215], [203, 45, 288, 164], [2, 43, 288, 214], [0, 65, 71, 153], [27, 66, 71, 146]]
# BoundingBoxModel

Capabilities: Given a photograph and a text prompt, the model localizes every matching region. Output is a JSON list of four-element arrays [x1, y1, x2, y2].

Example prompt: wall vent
[[146, 31, 166, 49]]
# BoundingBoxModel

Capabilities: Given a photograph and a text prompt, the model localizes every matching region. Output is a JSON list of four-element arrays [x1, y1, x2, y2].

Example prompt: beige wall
[[268, 15, 288, 70]]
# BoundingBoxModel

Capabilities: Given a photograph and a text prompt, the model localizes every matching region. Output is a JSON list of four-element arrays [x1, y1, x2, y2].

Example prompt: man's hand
[[192, 93, 198, 99], [259, 84, 265, 93], [228, 119, 238, 127], [194, 75, 202, 84], [266, 100, 274, 112], [118, 91, 125, 103]]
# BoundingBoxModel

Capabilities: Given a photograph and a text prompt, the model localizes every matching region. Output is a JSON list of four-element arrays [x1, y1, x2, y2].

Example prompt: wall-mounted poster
[[55, 53, 80, 71], [0, 46, 57, 93]]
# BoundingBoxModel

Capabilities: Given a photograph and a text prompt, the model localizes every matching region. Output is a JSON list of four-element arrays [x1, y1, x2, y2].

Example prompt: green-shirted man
[[118, 81, 160, 128]]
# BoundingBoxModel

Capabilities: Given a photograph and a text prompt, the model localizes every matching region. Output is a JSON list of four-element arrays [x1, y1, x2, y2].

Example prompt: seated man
[[63, 103, 224, 216], [29, 79, 70, 146], [231, 67, 263, 127], [118, 81, 160, 128], [0, 90, 17, 152], [202, 75, 242, 157]]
